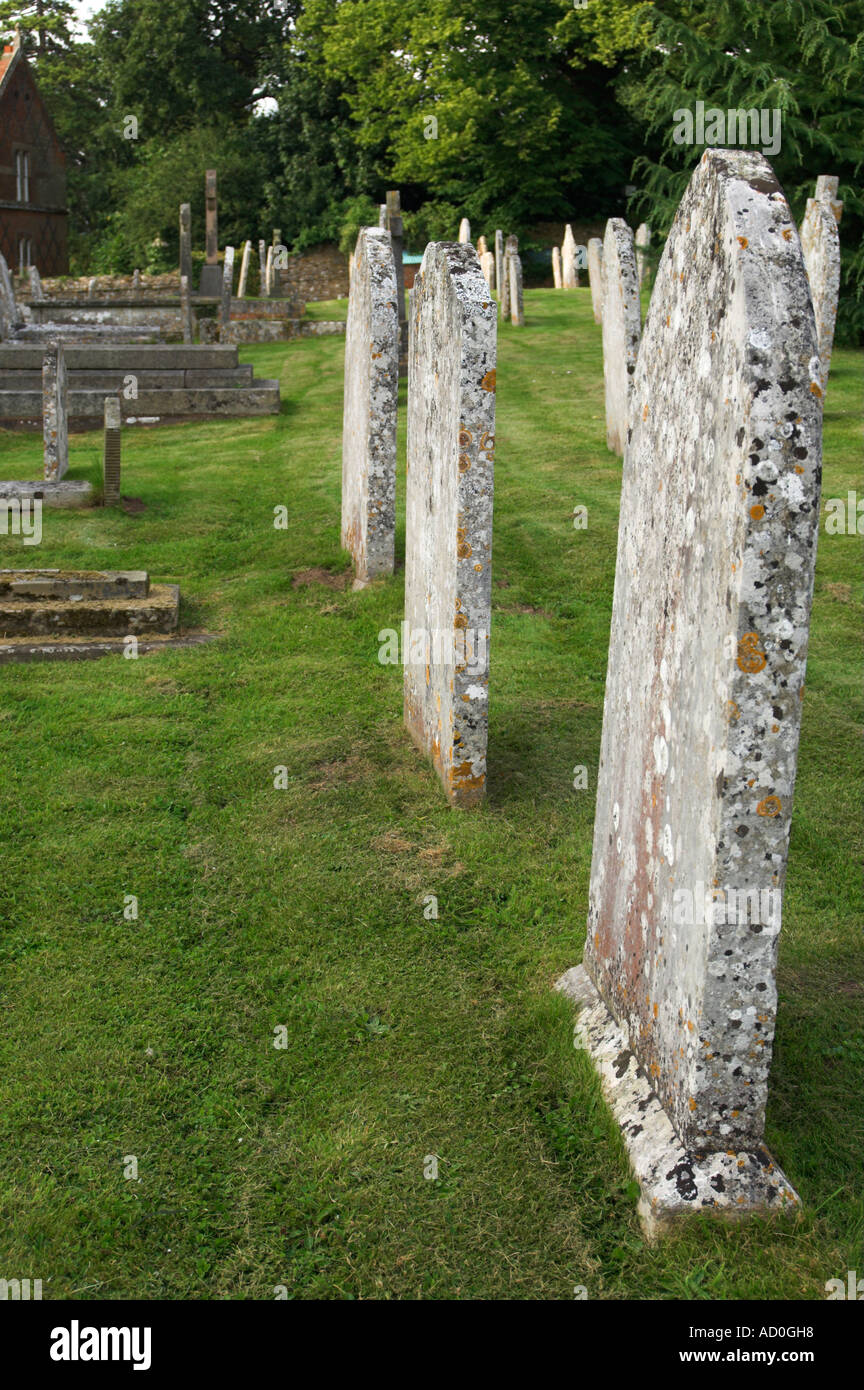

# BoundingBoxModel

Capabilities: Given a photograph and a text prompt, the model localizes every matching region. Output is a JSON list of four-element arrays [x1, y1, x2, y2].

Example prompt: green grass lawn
[[0, 289, 861, 1300]]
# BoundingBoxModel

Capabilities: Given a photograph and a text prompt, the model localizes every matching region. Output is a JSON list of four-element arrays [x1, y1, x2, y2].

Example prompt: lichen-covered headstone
[[220, 246, 235, 339], [552, 246, 562, 289], [558, 148, 822, 1236], [43, 342, 69, 482], [0, 250, 20, 339], [258, 240, 266, 293], [587, 237, 603, 324], [404, 242, 497, 807], [103, 397, 122, 505], [494, 231, 504, 304], [385, 191, 408, 373], [237, 240, 252, 299], [340, 227, 399, 583], [562, 224, 578, 289], [500, 238, 513, 321], [800, 195, 840, 396], [458, 218, 472, 244], [509, 249, 524, 326], [28, 265, 44, 301], [814, 175, 843, 224], [205, 170, 218, 265], [635, 222, 651, 285], [601, 218, 641, 455]]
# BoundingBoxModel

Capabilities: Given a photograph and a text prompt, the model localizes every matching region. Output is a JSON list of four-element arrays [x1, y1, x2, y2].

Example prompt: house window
[[15, 150, 30, 203]]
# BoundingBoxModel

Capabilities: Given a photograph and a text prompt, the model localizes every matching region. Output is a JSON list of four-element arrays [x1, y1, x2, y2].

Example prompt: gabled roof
[[0, 32, 23, 101]]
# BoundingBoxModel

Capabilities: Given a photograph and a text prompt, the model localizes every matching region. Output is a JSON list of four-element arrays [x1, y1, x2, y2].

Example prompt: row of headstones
[[455, 221, 525, 326], [342, 148, 832, 1229], [597, 174, 843, 457], [39, 341, 122, 503]]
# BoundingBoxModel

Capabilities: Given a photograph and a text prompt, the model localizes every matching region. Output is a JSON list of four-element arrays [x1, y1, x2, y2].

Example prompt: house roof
[[0, 33, 23, 101]]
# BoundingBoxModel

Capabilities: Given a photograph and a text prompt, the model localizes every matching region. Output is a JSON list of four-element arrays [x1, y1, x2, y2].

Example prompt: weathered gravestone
[[340, 227, 399, 583], [0, 250, 20, 338], [132, 268, 142, 296], [180, 274, 193, 344], [494, 231, 504, 305], [800, 194, 841, 397], [558, 148, 822, 1236], [562, 224, 578, 289], [814, 175, 843, 224], [587, 237, 603, 324], [258, 239, 266, 293], [103, 397, 122, 505], [385, 191, 408, 373], [199, 170, 222, 297], [509, 246, 524, 326], [220, 246, 235, 339], [459, 218, 472, 244], [28, 265, 44, 301], [264, 245, 273, 298], [404, 242, 497, 807], [237, 240, 252, 299], [179, 203, 192, 285], [635, 222, 651, 286], [480, 250, 496, 294], [477, 235, 488, 258], [43, 342, 69, 482], [552, 246, 563, 289], [601, 218, 641, 455]]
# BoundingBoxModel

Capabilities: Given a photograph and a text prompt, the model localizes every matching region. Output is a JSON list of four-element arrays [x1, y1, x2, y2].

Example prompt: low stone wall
[[275, 243, 348, 302]]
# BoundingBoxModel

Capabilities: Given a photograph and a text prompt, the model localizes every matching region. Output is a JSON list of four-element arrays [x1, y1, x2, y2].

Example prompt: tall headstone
[[635, 222, 651, 286], [385, 190, 408, 374], [220, 246, 235, 339], [477, 235, 488, 257], [180, 274, 193, 344], [199, 170, 222, 296], [500, 237, 513, 320], [494, 230, 504, 304], [562, 224, 578, 289], [258, 239, 266, 294], [179, 203, 192, 285], [0, 250, 17, 338], [132, 268, 141, 295], [601, 218, 641, 455], [458, 217, 472, 244], [800, 196, 840, 396], [28, 265, 44, 301], [43, 342, 69, 482], [103, 396, 122, 505], [587, 237, 603, 324], [237, 240, 252, 299], [552, 246, 562, 289], [379, 204, 387, 229], [341, 227, 399, 583], [558, 148, 822, 1236], [814, 175, 843, 224], [480, 250, 496, 294], [404, 242, 497, 807], [264, 244, 274, 298], [509, 247, 524, 326]]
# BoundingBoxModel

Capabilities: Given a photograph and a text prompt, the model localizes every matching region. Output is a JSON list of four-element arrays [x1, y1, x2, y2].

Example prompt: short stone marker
[[815, 175, 842, 224], [509, 245, 524, 326], [102, 397, 122, 505], [495, 230, 504, 302], [220, 246, 235, 339], [480, 250, 496, 294], [180, 274, 193, 344], [43, 342, 69, 482], [340, 227, 399, 583], [601, 217, 641, 455], [552, 246, 562, 289], [557, 148, 822, 1236], [404, 241, 496, 807], [458, 218, 472, 244], [562, 224, 578, 288], [179, 203, 192, 284], [237, 240, 252, 299], [800, 194, 841, 396], [635, 222, 651, 285], [587, 237, 603, 324], [28, 265, 44, 301]]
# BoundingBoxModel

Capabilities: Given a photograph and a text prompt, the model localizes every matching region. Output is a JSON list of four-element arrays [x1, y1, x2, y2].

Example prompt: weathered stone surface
[[179, 203, 192, 284], [0, 478, 92, 508], [385, 191, 408, 373], [814, 175, 842, 224], [220, 246, 235, 338], [552, 246, 562, 289], [42, 342, 68, 481], [458, 218, 472, 244], [495, 231, 504, 304], [341, 228, 399, 582], [562, 224, 578, 289], [0, 250, 19, 338], [180, 274, 193, 344], [237, 240, 252, 299], [404, 242, 496, 807], [509, 249, 524, 326], [635, 222, 651, 285], [103, 396, 122, 504], [28, 266, 44, 301], [800, 197, 840, 395], [501, 236, 517, 321], [476, 235, 488, 257], [0, 582, 179, 636], [587, 237, 603, 323], [480, 250, 496, 294], [570, 150, 822, 1228], [205, 170, 218, 264], [264, 245, 273, 299], [601, 218, 641, 455], [0, 569, 148, 600], [258, 239, 266, 291]]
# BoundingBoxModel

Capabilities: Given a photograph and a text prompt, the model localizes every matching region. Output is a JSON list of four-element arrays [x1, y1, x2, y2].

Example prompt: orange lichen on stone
[[757, 795, 782, 817], [750, 503, 765, 520], [481, 370, 497, 392]]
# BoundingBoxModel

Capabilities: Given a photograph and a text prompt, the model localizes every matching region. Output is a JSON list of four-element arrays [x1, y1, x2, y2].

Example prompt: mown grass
[[0, 289, 861, 1300]]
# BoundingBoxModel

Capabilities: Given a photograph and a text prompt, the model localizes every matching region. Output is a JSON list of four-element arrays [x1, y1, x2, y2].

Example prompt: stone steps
[[0, 580, 179, 637], [0, 569, 149, 600]]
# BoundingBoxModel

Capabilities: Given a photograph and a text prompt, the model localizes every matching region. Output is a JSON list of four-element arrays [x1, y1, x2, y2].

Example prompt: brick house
[[0, 32, 68, 276]]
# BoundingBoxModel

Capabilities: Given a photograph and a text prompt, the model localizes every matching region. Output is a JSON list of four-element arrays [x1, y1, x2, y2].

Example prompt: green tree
[[0, 0, 75, 55]]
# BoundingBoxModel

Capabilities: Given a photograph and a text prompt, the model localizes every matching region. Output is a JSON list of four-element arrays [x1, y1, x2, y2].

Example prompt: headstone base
[[555, 965, 800, 1240]]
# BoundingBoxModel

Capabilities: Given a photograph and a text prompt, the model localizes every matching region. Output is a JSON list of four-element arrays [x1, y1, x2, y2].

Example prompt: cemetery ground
[[0, 290, 861, 1301]]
